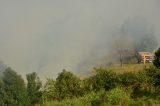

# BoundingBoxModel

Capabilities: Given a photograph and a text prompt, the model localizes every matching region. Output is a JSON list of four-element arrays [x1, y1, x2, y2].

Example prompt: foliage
[[81, 77, 94, 94], [42, 90, 105, 106], [2, 68, 30, 106], [91, 68, 121, 91], [0, 80, 5, 106], [145, 66, 160, 94], [55, 69, 83, 100], [42, 78, 57, 102], [120, 72, 138, 88], [26, 72, 42, 105], [106, 87, 131, 105], [153, 48, 160, 69], [2, 60, 160, 105]]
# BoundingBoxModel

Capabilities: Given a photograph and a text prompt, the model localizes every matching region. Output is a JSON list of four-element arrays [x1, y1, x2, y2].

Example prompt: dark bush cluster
[[0, 68, 42, 106]]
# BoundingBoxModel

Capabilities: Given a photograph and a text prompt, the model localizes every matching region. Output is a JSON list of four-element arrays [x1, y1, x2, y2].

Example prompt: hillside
[[107, 63, 151, 73]]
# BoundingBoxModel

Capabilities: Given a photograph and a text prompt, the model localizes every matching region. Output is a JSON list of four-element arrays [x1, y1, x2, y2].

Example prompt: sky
[[0, 0, 160, 79]]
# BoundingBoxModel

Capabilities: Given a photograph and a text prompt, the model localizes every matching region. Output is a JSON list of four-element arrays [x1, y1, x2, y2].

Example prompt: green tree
[[153, 48, 160, 69], [91, 68, 121, 91], [26, 72, 42, 105], [2, 68, 30, 106], [0, 80, 5, 106], [55, 69, 82, 100], [82, 77, 94, 94], [42, 78, 57, 102], [145, 66, 160, 91]]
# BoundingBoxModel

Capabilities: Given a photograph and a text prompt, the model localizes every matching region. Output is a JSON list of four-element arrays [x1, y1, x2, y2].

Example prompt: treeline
[[1, 48, 160, 106], [0, 69, 41, 106]]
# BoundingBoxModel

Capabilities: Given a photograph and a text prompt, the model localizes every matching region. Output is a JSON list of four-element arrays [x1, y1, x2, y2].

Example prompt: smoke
[[120, 17, 158, 52], [0, 62, 7, 78], [0, 0, 160, 79]]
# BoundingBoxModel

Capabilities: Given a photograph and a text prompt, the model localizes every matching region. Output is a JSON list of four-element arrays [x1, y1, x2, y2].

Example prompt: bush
[[129, 97, 158, 106], [145, 66, 160, 87], [55, 69, 83, 100], [144, 66, 160, 95], [91, 68, 121, 91], [84, 90, 105, 106], [153, 48, 160, 69], [120, 72, 138, 88], [106, 87, 131, 105], [119, 69, 155, 98], [81, 77, 92, 94], [42, 90, 105, 106]]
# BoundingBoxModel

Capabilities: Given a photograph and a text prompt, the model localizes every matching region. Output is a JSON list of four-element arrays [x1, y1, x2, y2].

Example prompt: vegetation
[[1, 68, 30, 106], [153, 47, 160, 69], [55, 69, 83, 100], [26, 72, 42, 105], [1, 48, 160, 105]]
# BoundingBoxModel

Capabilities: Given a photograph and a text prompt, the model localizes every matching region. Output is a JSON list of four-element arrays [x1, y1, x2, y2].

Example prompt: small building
[[138, 52, 153, 64]]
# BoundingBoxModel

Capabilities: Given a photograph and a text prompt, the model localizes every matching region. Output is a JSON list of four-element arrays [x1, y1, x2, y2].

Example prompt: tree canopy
[[55, 69, 82, 100], [2, 68, 30, 106], [26, 72, 42, 105], [153, 48, 160, 69]]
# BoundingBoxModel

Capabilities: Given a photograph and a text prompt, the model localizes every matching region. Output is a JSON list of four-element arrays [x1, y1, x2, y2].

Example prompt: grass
[[107, 63, 151, 73], [42, 87, 160, 106], [42, 91, 105, 106]]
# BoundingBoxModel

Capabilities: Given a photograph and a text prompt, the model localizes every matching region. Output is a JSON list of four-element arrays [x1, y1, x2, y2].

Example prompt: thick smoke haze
[[0, 0, 160, 79]]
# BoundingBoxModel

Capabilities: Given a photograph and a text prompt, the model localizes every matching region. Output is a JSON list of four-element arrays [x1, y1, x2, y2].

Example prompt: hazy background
[[0, 0, 160, 79]]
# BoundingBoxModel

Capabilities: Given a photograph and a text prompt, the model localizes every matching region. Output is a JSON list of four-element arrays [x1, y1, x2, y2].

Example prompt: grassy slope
[[107, 63, 151, 73]]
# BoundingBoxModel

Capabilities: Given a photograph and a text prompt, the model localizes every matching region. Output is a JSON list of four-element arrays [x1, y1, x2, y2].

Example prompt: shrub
[[119, 69, 155, 98], [145, 66, 160, 87], [144, 66, 160, 94], [42, 90, 105, 106], [84, 90, 105, 106], [55, 69, 83, 100], [153, 48, 160, 69], [91, 68, 121, 91], [81, 77, 94, 94], [129, 97, 158, 106], [106, 87, 131, 105], [120, 72, 138, 88]]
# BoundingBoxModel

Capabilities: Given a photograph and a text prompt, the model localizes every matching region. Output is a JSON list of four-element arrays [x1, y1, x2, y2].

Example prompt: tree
[[145, 66, 160, 93], [42, 78, 57, 102], [110, 32, 136, 67], [0, 80, 5, 106], [91, 68, 121, 91], [153, 48, 160, 69], [55, 69, 82, 100], [2, 68, 30, 106], [26, 72, 42, 105]]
